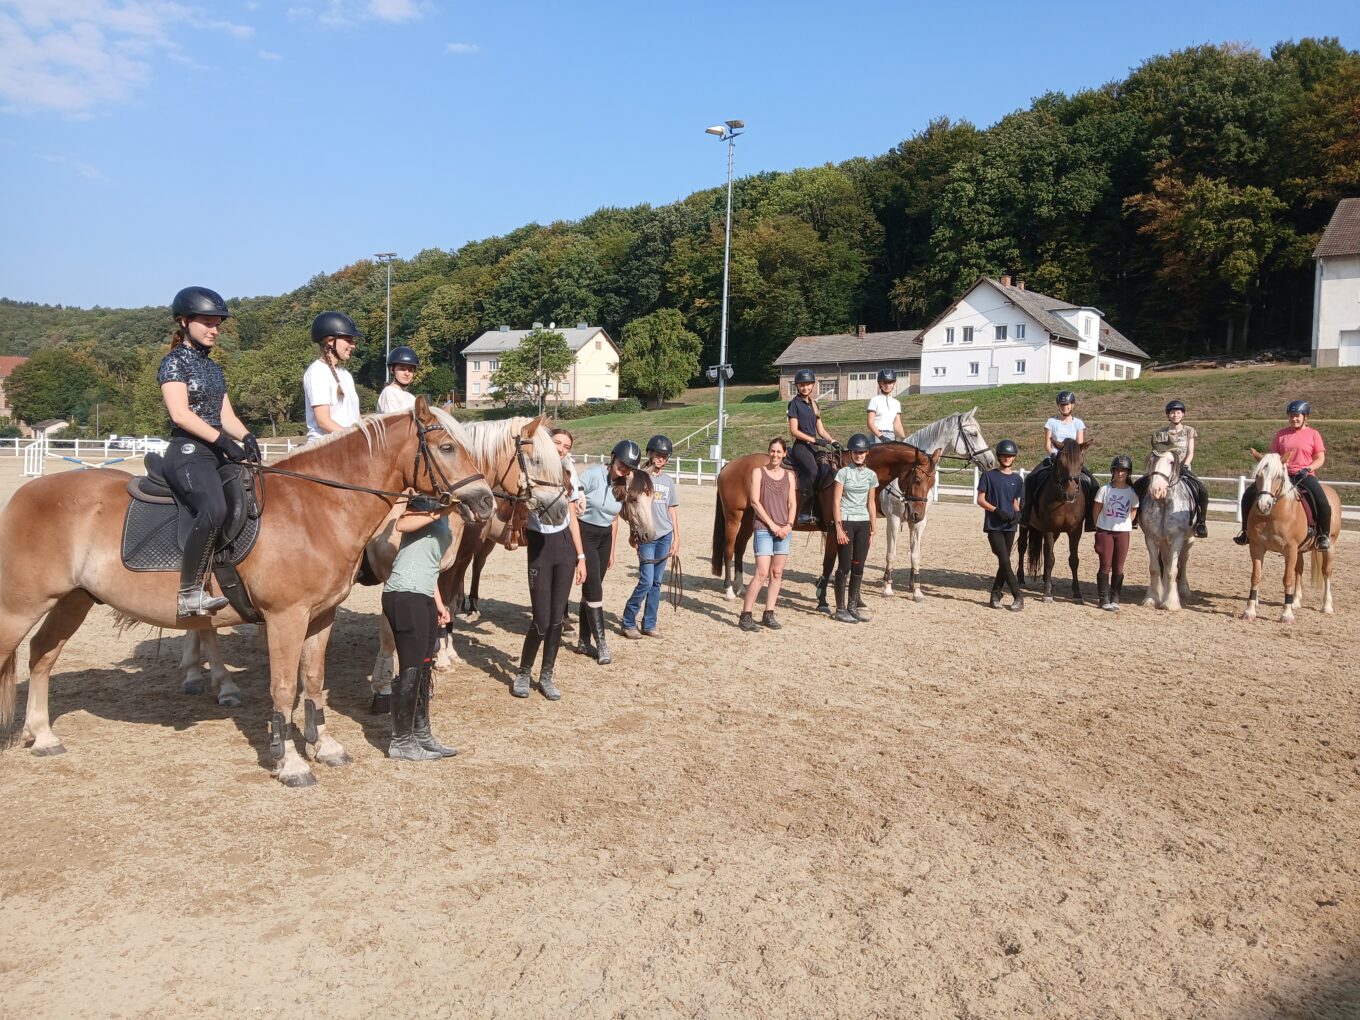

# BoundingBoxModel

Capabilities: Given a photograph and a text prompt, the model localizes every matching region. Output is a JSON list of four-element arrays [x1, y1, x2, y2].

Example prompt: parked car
[[136, 438, 169, 455], [107, 435, 136, 450], [584, 397, 608, 405]]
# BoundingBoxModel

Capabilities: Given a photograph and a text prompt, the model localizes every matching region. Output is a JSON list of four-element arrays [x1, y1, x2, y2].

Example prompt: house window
[[962, 326, 974, 344], [489, 359, 499, 370], [1084, 317, 1094, 338], [1114, 365, 1125, 379], [1015, 359, 1026, 375], [1067, 361, 1074, 374], [968, 362, 979, 376], [932, 366, 946, 377], [472, 360, 481, 372], [944, 327, 955, 345], [1015, 324, 1026, 339], [819, 380, 837, 397], [595, 340, 602, 350], [471, 382, 480, 395], [994, 325, 1007, 341], [560, 381, 570, 394]]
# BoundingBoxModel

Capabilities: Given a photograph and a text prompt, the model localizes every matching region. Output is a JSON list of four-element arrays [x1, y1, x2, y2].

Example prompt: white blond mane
[[458, 415, 559, 478], [1253, 452, 1297, 501], [274, 413, 393, 463]]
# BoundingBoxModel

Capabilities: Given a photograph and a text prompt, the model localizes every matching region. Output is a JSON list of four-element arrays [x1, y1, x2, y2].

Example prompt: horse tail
[[1310, 548, 1325, 588], [1024, 527, 1041, 577], [710, 488, 725, 577], [0, 646, 17, 747]]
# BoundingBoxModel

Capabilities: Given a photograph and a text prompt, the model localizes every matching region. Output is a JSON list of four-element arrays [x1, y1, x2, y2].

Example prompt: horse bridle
[[895, 455, 934, 524], [486, 434, 570, 520]]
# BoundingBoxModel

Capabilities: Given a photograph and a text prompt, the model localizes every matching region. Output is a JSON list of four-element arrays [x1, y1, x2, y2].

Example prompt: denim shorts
[[753, 528, 791, 557]]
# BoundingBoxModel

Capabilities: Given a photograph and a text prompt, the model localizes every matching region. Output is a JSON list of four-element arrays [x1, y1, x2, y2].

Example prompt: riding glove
[[243, 433, 262, 463], [406, 494, 443, 514], [211, 431, 247, 462]]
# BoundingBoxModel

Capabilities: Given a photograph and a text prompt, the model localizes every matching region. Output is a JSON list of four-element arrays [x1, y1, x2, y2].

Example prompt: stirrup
[[1232, 532, 1249, 546], [177, 587, 229, 617]]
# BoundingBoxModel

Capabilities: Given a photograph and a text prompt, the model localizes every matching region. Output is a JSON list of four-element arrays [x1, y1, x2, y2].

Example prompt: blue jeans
[[622, 531, 673, 632]]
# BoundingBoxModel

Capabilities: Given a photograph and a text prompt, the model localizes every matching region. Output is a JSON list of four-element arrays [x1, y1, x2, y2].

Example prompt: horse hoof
[[316, 751, 352, 768], [912, 591, 925, 603], [31, 742, 67, 757], [182, 680, 205, 696], [278, 770, 318, 788], [218, 693, 243, 708], [1043, 596, 1054, 604]]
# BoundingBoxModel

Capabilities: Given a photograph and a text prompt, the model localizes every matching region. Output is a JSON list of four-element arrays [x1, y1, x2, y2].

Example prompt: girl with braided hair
[[304, 310, 363, 441]]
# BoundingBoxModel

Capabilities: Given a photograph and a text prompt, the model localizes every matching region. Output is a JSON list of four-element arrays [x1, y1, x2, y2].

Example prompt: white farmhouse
[[463, 323, 620, 406], [918, 275, 1149, 394], [1311, 198, 1360, 368]]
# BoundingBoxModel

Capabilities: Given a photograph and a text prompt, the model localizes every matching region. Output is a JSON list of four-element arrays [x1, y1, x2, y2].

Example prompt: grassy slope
[[472, 365, 1360, 500]]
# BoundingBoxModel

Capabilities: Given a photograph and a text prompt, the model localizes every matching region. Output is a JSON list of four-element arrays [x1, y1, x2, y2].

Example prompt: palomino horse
[[1018, 438, 1090, 603], [0, 401, 498, 788], [1240, 451, 1341, 624], [878, 409, 998, 601], [1139, 449, 1196, 611]]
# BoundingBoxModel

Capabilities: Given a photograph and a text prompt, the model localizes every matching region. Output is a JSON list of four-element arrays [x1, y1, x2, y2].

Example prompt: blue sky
[[1, 0, 1355, 309]]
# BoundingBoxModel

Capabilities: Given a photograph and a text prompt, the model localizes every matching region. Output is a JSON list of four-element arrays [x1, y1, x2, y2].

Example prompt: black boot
[[587, 606, 612, 665], [413, 666, 457, 757], [1110, 574, 1124, 611], [738, 611, 760, 633], [833, 575, 858, 623], [849, 575, 871, 621], [389, 668, 441, 760], [177, 521, 229, 617], [538, 624, 563, 701], [512, 629, 541, 698], [795, 488, 816, 527], [1097, 572, 1111, 611], [573, 603, 595, 658], [1194, 483, 1209, 538], [814, 575, 831, 614]]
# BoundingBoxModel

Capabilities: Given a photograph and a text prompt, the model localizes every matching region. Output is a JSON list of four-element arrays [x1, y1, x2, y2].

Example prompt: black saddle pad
[[120, 462, 262, 572]]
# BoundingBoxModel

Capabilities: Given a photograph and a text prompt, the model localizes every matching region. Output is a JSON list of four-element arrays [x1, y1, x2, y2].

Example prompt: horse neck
[[904, 416, 953, 453], [276, 417, 409, 510]]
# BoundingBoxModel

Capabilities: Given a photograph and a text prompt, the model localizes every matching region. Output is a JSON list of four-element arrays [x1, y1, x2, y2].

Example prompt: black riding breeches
[[164, 438, 228, 531], [579, 521, 613, 605], [527, 528, 575, 636], [789, 441, 817, 493], [835, 520, 871, 581], [381, 591, 438, 676], [987, 529, 1020, 597]]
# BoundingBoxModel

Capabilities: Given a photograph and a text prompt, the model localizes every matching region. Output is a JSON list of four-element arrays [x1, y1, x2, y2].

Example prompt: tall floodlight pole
[[705, 120, 744, 468], [374, 252, 397, 381]]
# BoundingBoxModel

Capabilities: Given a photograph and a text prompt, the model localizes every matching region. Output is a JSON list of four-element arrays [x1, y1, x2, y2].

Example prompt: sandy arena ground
[[1, 457, 1358, 1019]]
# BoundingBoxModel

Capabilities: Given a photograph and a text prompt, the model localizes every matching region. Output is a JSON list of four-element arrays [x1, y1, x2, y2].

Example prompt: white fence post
[[1236, 475, 1247, 523], [971, 465, 979, 506]]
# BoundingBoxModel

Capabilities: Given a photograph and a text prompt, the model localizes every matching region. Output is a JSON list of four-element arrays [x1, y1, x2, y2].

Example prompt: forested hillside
[[2, 39, 1357, 436]]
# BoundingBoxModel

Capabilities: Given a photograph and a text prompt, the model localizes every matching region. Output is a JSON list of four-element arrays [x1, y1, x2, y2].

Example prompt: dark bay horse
[[0, 400, 498, 787], [1018, 437, 1090, 603]]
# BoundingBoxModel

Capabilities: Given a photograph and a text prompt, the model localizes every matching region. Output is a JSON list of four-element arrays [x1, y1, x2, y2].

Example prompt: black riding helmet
[[996, 439, 1018, 458], [311, 310, 366, 343], [793, 369, 816, 385], [1287, 400, 1312, 416], [172, 286, 229, 321], [1110, 455, 1134, 474], [646, 435, 673, 457], [847, 433, 872, 453], [1165, 399, 1186, 414], [611, 439, 641, 470], [1056, 390, 1077, 405], [387, 345, 419, 368], [877, 369, 896, 384]]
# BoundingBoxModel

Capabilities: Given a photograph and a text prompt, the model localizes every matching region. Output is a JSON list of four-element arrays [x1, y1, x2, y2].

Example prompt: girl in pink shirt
[[1235, 400, 1330, 550]]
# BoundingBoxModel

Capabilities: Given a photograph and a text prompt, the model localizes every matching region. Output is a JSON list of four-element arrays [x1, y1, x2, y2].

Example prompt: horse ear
[[929, 447, 943, 467], [967, 406, 978, 418], [522, 414, 548, 437], [1249, 448, 1263, 461], [414, 394, 431, 418], [1080, 440, 1093, 450]]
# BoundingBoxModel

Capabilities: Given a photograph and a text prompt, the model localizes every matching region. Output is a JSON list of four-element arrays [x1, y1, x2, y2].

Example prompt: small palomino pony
[[1240, 451, 1341, 624], [1139, 449, 1196, 611], [0, 400, 498, 788], [878, 410, 997, 601], [1018, 437, 1090, 603]]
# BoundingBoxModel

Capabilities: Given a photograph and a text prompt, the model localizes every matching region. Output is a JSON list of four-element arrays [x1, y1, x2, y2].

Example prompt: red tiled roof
[[1315, 198, 1360, 258], [0, 355, 28, 378]]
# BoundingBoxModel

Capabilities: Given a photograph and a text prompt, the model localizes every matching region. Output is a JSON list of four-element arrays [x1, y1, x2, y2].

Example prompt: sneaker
[[761, 610, 782, 630], [738, 612, 760, 633], [621, 625, 643, 640]]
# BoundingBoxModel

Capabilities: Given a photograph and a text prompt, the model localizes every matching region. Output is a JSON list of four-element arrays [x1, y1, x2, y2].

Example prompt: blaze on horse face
[[618, 470, 657, 544]]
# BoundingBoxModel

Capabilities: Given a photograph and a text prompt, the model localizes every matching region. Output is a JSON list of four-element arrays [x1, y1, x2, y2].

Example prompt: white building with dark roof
[[772, 326, 922, 401], [1312, 198, 1360, 369], [462, 323, 619, 406], [916, 275, 1149, 393]]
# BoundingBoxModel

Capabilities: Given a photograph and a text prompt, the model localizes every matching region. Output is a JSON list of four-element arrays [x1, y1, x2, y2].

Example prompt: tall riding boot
[[1110, 573, 1125, 611], [1097, 572, 1111, 611], [512, 629, 542, 698], [587, 606, 612, 665], [538, 624, 564, 701], [573, 602, 595, 658], [413, 666, 457, 757], [1194, 483, 1209, 538], [849, 574, 871, 621], [177, 521, 229, 617], [389, 668, 441, 760], [795, 488, 816, 527], [833, 575, 858, 623]]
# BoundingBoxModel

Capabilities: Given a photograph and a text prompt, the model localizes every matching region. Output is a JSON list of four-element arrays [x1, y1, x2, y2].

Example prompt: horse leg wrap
[[303, 700, 325, 744], [1284, 592, 1294, 606], [268, 711, 288, 761], [1249, 588, 1259, 603]]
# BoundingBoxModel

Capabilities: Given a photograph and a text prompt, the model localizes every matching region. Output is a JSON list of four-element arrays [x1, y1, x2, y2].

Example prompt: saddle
[[121, 454, 264, 619]]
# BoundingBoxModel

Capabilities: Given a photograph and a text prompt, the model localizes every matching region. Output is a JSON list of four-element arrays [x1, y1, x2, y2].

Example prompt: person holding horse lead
[[574, 440, 642, 659], [159, 286, 262, 618], [377, 346, 420, 413], [865, 369, 905, 443], [977, 438, 1024, 611], [788, 369, 837, 525], [1025, 390, 1097, 527], [831, 433, 878, 623], [621, 435, 680, 639], [382, 495, 459, 761], [304, 310, 363, 441], [1138, 400, 1209, 539], [1093, 455, 1140, 611], [739, 437, 798, 632], [1234, 400, 1332, 550]]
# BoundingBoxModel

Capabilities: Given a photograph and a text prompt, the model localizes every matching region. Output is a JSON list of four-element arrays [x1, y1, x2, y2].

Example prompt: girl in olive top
[[831, 434, 878, 624]]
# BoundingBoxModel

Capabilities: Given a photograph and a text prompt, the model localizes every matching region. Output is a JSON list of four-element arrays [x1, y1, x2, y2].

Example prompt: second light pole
[[704, 119, 743, 468], [374, 251, 397, 382]]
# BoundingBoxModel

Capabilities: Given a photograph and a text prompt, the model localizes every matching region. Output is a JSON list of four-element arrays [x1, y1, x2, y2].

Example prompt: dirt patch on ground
[[1, 460, 1358, 1018]]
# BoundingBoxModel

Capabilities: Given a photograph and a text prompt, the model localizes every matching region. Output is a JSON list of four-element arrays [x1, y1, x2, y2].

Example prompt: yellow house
[[463, 323, 620, 406]]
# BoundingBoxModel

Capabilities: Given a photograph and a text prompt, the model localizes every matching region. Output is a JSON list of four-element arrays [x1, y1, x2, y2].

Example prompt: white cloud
[[0, 1, 256, 115], [256, 48, 282, 60], [44, 153, 105, 179], [297, 0, 426, 27], [445, 41, 477, 55], [366, 0, 418, 21]]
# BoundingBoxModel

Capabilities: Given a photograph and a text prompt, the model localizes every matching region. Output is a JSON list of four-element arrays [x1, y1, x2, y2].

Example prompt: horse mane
[[1056, 437, 1085, 474], [903, 414, 957, 453], [1253, 452, 1297, 501], [458, 416, 560, 480], [274, 413, 393, 464]]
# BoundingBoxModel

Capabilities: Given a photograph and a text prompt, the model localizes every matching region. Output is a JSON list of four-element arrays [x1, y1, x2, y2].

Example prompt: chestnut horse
[[0, 400, 498, 788], [1018, 437, 1090, 603], [1240, 451, 1341, 624]]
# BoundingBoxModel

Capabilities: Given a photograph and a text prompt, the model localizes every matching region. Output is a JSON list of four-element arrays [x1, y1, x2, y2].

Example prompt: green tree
[[6, 348, 102, 423], [490, 328, 573, 409], [619, 308, 702, 409], [231, 326, 313, 434]]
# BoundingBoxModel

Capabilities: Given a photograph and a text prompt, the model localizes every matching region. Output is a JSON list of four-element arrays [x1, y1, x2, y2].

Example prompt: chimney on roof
[[1000, 273, 1012, 288], [498, 324, 510, 332], [1016, 278, 1026, 291], [856, 324, 867, 339], [576, 322, 588, 330]]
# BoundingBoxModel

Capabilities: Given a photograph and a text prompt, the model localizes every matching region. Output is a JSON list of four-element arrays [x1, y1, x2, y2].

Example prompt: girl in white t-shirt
[[304, 310, 363, 441], [1093, 454, 1139, 612], [377, 345, 419, 414]]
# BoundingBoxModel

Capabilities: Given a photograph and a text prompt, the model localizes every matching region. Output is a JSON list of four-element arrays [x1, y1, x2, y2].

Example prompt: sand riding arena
[[1, 457, 1357, 1018]]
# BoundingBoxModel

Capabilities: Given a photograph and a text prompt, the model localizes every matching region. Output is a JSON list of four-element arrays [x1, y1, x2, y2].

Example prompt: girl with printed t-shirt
[[977, 438, 1024, 612], [1093, 455, 1140, 611], [304, 310, 363, 441], [831, 433, 878, 624]]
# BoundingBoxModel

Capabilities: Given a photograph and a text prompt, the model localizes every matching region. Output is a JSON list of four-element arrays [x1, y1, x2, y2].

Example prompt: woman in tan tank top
[[739, 437, 798, 632]]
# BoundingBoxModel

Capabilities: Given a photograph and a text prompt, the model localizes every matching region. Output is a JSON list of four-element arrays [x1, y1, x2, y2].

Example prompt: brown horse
[[0, 400, 499, 787], [1018, 438, 1090, 603], [1240, 451, 1342, 624]]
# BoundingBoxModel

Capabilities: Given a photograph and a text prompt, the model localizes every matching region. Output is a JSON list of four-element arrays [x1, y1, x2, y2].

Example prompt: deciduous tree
[[619, 309, 702, 409]]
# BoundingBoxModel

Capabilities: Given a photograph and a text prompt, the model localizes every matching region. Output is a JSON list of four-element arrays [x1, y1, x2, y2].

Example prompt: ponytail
[[317, 340, 347, 403]]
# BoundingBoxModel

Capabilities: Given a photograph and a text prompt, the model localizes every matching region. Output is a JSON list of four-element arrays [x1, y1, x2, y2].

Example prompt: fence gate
[[22, 435, 47, 477]]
